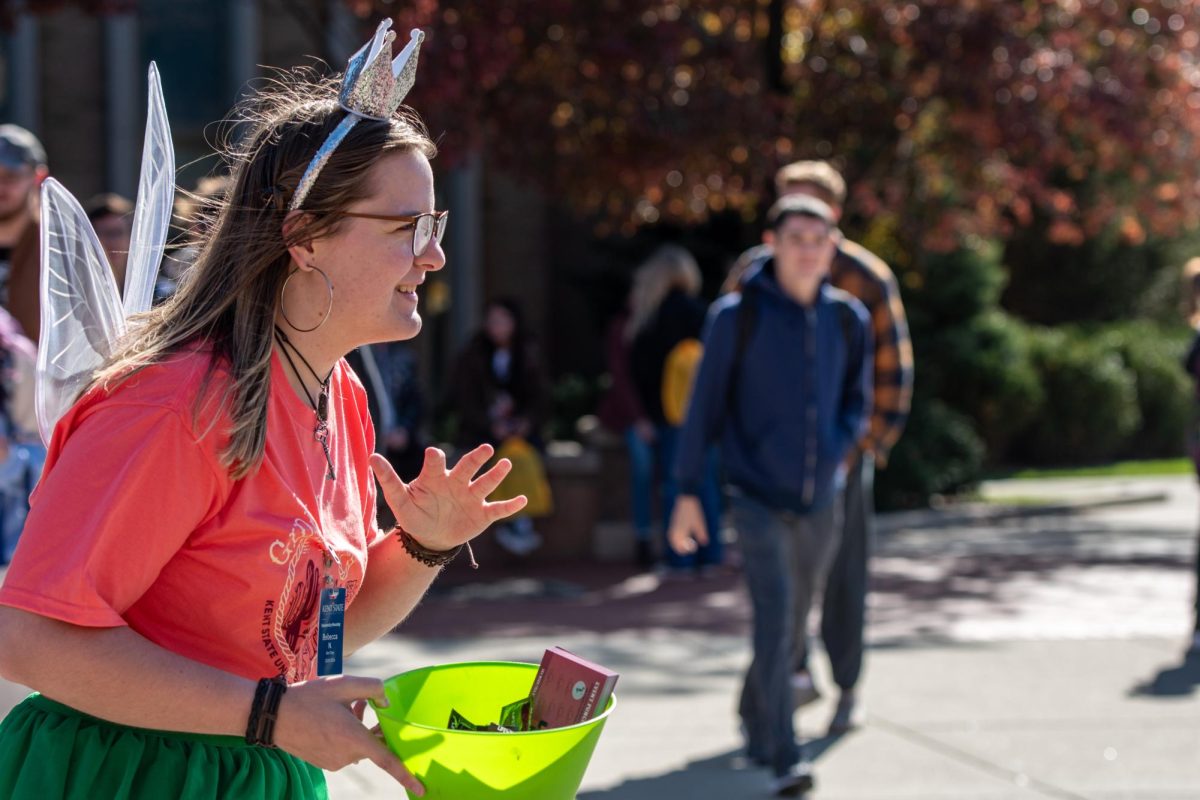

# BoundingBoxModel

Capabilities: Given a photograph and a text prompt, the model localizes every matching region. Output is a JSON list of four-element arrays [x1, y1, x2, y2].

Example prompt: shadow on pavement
[[399, 512, 1194, 642], [1130, 649, 1200, 698], [404, 562, 752, 638], [577, 737, 848, 799], [576, 749, 775, 800]]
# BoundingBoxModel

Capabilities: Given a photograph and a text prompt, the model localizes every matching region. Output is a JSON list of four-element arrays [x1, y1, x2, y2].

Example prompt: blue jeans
[[624, 427, 654, 542], [0, 443, 46, 564], [658, 424, 723, 568], [733, 493, 840, 776]]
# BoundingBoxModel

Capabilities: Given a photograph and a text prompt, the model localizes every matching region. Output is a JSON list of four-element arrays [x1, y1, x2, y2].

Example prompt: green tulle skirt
[[0, 694, 327, 799]]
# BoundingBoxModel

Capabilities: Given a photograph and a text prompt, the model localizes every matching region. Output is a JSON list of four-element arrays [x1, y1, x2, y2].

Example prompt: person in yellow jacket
[[628, 245, 723, 573]]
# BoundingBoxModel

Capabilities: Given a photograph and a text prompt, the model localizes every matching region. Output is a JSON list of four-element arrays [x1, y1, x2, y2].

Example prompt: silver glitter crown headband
[[289, 19, 425, 212]]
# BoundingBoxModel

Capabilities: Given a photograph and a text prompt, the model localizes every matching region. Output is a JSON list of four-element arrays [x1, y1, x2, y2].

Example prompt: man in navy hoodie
[[669, 194, 872, 797]]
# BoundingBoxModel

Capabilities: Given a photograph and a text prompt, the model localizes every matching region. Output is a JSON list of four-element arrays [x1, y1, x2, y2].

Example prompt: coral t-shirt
[[0, 346, 389, 682]]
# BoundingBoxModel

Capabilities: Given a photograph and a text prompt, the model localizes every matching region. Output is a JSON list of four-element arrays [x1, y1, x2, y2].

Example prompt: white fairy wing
[[123, 62, 174, 317], [36, 179, 126, 444]]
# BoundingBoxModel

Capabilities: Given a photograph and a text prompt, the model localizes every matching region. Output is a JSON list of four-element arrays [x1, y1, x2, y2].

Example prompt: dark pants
[[734, 494, 840, 777], [658, 424, 724, 568], [796, 453, 875, 691]]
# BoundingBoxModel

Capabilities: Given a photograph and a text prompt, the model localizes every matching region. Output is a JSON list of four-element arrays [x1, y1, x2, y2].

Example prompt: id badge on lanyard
[[317, 552, 345, 676]]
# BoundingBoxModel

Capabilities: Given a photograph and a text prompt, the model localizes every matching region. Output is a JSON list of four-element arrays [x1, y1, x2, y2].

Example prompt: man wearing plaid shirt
[[725, 161, 914, 735]]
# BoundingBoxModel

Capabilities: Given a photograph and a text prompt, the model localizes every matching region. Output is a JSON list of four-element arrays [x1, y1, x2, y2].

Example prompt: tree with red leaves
[[25, 0, 1200, 255], [341, 0, 1200, 257]]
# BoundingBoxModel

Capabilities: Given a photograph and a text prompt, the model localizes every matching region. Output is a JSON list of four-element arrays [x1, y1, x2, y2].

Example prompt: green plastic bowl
[[372, 661, 616, 799]]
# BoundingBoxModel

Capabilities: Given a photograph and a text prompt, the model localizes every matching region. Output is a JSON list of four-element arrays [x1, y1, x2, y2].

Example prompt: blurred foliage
[[546, 372, 606, 442], [878, 240, 1026, 508], [877, 239, 1194, 506], [1012, 327, 1142, 465], [1003, 218, 1178, 325], [998, 322, 1191, 466], [925, 311, 1045, 458], [904, 243, 1044, 454], [335, 0, 1200, 248], [1101, 321, 1192, 459], [877, 394, 986, 510]]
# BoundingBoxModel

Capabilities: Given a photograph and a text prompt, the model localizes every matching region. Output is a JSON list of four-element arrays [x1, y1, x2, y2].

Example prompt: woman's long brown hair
[[92, 72, 436, 478]]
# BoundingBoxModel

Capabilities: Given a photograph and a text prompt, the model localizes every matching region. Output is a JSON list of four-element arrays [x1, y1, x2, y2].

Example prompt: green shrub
[[910, 239, 1007, 326], [876, 396, 986, 510], [1013, 328, 1141, 464], [1095, 322, 1192, 459], [921, 311, 1044, 457]]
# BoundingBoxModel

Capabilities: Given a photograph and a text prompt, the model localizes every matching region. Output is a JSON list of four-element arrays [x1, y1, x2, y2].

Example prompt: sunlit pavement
[[2, 476, 1196, 798]]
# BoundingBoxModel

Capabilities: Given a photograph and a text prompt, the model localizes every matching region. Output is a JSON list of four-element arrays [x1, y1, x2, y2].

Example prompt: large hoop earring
[[280, 266, 334, 333]]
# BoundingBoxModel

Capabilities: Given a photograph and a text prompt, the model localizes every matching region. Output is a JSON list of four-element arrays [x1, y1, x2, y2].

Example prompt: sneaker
[[769, 763, 814, 797], [827, 692, 865, 736], [495, 523, 542, 556], [791, 671, 820, 709]]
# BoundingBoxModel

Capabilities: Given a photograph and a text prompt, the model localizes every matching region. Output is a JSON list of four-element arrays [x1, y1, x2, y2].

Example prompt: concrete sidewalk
[[318, 475, 1200, 798], [332, 633, 1200, 799]]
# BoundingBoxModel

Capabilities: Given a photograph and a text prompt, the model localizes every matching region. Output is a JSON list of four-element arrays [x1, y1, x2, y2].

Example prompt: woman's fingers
[[364, 734, 425, 796], [484, 495, 528, 523], [421, 446, 449, 477], [469, 458, 512, 497], [668, 522, 698, 554], [326, 674, 389, 708], [451, 443, 494, 482], [369, 454, 405, 501], [351, 699, 367, 722]]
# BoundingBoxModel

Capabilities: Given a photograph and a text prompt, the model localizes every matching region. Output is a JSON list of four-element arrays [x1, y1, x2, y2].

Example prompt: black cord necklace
[[274, 326, 336, 481]]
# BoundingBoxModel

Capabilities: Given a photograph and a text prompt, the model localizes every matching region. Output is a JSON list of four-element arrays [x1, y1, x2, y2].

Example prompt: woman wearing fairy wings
[[0, 22, 517, 799]]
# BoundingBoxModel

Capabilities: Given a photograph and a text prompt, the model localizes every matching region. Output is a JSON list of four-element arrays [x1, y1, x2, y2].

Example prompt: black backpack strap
[[836, 297, 857, 354], [723, 283, 760, 432]]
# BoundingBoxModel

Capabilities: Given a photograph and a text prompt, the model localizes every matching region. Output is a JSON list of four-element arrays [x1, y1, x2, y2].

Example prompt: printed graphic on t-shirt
[[263, 519, 329, 681], [282, 559, 320, 675]]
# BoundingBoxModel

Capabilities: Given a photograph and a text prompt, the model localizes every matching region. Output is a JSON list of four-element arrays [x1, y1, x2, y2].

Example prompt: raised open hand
[[370, 445, 528, 551]]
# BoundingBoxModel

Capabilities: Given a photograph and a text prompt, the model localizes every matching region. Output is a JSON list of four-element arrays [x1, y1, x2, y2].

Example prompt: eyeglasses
[[340, 209, 449, 257]]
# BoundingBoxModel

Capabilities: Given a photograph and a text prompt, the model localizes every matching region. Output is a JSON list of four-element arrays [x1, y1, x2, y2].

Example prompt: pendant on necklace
[[317, 390, 329, 423], [315, 420, 336, 481]]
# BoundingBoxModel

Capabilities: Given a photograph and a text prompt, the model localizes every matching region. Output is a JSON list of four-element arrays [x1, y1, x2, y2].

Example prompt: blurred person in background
[[598, 287, 658, 566], [366, 341, 426, 484], [160, 175, 233, 303], [0, 307, 38, 563], [670, 195, 872, 797], [0, 125, 48, 340], [1181, 257, 1200, 653], [628, 244, 723, 574], [84, 194, 134, 296], [347, 340, 426, 527], [448, 298, 550, 555], [726, 160, 914, 734]]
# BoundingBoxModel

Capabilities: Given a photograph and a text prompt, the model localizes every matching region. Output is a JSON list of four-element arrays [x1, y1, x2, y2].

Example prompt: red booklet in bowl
[[528, 646, 619, 730]]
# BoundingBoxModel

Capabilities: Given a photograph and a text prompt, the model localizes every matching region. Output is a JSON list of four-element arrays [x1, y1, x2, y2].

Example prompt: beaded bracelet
[[396, 526, 478, 569], [245, 676, 288, 747]]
